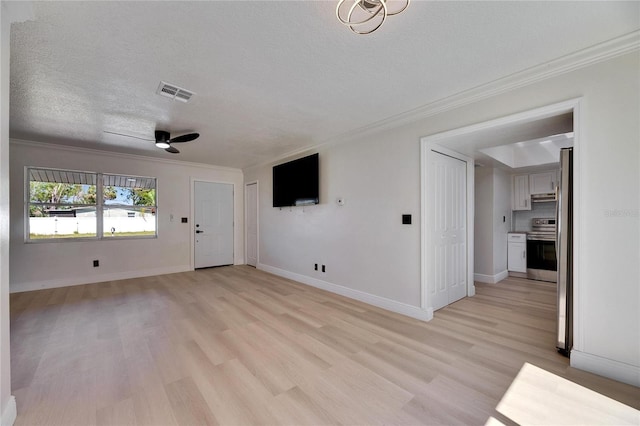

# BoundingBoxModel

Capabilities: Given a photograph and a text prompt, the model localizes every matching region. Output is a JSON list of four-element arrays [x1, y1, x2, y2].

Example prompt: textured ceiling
[[9, 1, 640, 169]]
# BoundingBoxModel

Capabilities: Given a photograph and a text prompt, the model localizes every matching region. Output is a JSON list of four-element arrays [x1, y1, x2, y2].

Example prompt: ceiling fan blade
[[165, 146, 180, 154], [103, 130, 154, 141], [170, 133, 199, 143]]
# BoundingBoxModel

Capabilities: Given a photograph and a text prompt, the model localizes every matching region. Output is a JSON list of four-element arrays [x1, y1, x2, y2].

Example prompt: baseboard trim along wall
[[2, 395, 16, 426], [257, 263, 433, 322], [474, 270, 509, 284], [10, 265, 192, 293], [571, 350, 640, 388]]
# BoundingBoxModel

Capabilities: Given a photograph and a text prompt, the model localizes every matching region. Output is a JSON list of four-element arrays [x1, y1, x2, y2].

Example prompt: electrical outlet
[[93, 260, 99, 267], [322, 265, 326, 273]]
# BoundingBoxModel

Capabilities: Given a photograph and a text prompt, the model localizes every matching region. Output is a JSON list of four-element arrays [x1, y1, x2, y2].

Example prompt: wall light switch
[[181, 217, 188, 223], [402, 214, 412, 225]]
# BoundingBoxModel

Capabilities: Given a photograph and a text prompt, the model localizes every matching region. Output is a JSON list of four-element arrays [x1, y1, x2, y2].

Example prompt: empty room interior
[[1, 1, 639, 425]]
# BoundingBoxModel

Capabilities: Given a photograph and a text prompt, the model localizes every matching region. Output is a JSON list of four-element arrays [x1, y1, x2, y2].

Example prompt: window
[[27, 168, 98, 239], [26, 167, 157, 241], [102, 174, 156, 238]]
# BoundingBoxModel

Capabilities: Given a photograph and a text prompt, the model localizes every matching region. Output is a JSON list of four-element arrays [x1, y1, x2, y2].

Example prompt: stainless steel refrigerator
[[556, 147, 573, 356]]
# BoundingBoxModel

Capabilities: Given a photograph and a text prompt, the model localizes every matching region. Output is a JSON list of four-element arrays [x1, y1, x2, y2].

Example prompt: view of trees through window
[[27, 168, 157, 240], [102, 177, 156, 238]]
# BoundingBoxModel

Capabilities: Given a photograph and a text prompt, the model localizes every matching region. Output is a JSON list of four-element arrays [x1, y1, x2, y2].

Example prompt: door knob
[[196, 230, 203, 234]]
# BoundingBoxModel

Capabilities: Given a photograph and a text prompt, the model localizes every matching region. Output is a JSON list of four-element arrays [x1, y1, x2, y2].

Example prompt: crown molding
[[10, 138, 243, 174], [243, 30, 640, 172], [353, 30, 640, 136]]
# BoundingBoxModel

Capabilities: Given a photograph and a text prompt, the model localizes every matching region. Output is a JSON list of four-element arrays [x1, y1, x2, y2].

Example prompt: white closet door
[[430, 151, 467, 310]]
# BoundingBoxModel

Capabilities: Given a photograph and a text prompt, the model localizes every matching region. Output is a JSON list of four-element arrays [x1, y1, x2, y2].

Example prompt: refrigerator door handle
[[556, 147, 573, 356], [555, 184, 560, 253]]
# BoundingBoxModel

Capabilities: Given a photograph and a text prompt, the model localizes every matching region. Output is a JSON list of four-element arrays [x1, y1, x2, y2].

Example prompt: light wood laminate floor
[[10, 266, 640, 425]]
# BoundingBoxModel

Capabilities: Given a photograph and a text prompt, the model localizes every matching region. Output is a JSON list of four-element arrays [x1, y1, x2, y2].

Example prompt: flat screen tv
[[273, 153, 319, 207]]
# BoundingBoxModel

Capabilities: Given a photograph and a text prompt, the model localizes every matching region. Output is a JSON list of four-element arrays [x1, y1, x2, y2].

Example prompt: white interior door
[[245, 182, 258, 267], [194, 181, 234, 269], [430, 151, 467, 310]]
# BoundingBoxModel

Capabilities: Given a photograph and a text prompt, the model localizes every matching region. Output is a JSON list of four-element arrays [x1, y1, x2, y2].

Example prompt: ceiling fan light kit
[[154, 130, 171, 148], [336, 0, 410, 34]]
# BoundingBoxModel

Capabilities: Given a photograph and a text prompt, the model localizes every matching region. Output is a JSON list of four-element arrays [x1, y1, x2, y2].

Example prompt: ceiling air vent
[[156, 81, 194, 103]]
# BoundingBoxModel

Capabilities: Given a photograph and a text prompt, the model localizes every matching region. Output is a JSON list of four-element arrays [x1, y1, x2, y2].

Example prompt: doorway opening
[[420, 98, 581, 333]]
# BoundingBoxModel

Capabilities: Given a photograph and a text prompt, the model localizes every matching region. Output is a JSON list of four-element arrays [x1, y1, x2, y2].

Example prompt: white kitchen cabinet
[[530, 171, 557, 195], [507, 233, 527, 273], [512, 174, 531, 210]]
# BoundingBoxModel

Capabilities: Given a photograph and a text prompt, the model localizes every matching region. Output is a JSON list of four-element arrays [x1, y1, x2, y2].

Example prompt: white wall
[[492, 168, 511, 275], [0, 4, 14, 425], [473, 167, 511, 282], [474, 167, 494, 277], [10, 141, 244, 292], [2, 3, 34, 424], [248, 136, 422, 309], [244, 51, 640, 385]]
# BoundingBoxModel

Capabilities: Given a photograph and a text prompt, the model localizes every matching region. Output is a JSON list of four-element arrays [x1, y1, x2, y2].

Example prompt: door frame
[[190, 178, 236, 270], [244, 180, 259, 267], [421, 145, 475, 316], [420, 98, 582, 335]]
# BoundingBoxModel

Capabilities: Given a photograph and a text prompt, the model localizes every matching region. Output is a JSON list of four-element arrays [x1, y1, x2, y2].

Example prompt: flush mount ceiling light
[[336, 0, 410, 34]]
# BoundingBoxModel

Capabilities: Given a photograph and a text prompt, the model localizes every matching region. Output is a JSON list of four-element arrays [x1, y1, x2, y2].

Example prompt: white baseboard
[[474, 270, 508, 284], [10, 265, 192, 293], [571, 350, 640, 387], [257, 263, 433, 322], [1, 396, 16, 426]]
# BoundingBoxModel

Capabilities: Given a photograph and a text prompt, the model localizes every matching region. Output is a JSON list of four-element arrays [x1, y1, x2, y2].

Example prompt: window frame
[[25, 167, 158, 243]]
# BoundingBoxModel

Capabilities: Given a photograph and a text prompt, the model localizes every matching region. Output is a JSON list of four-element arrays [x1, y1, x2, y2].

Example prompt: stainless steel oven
[[527, 218, 557, 282]]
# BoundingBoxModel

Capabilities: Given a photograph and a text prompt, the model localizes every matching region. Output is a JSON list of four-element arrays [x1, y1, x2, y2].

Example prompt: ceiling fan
[[104, 130, 200, 154]]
